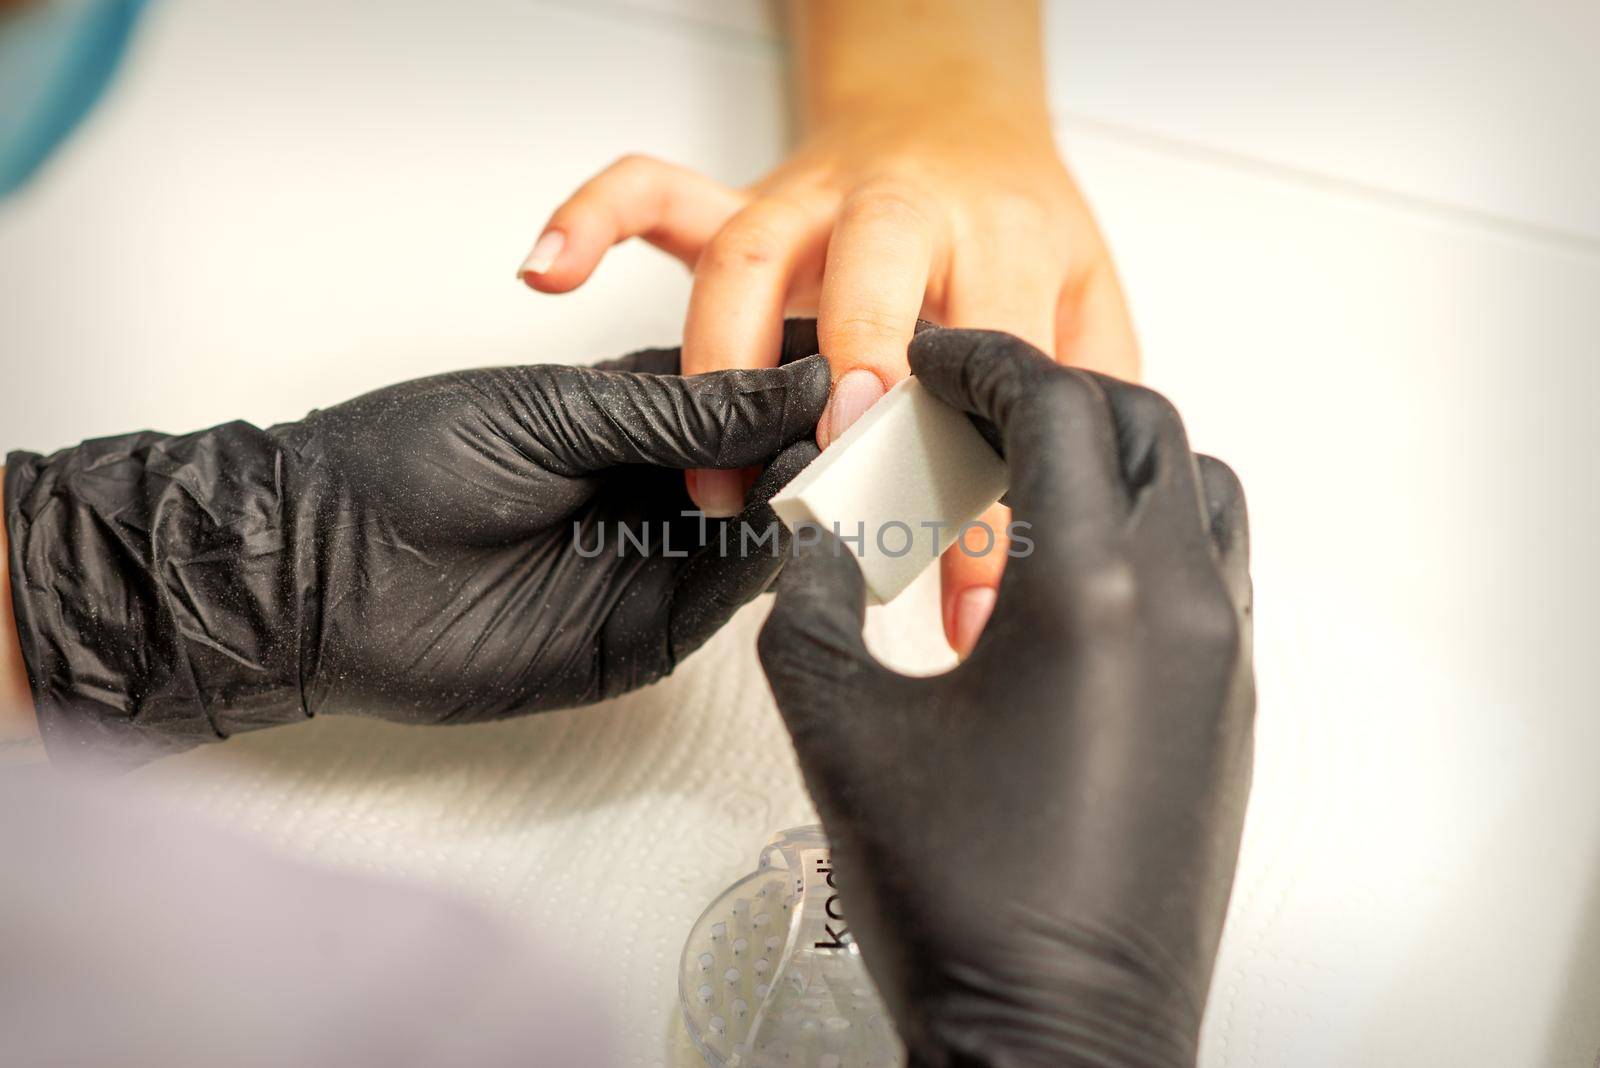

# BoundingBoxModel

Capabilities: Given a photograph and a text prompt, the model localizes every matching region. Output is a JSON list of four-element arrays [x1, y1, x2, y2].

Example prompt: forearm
[[0, 467, 43, 751], [785, 0, 1051, 132]]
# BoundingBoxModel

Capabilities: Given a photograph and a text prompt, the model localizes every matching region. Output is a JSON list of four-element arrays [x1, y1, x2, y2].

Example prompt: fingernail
[[693, 468, 745, 518], [519, 229, 565, 277], [824, 370, 885, 448], [952, 586, 997, 658]]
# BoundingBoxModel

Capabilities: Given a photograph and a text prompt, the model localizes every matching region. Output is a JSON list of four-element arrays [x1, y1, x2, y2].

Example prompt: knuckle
[[1119, 383, 1184, 432], [1030, 367, 1102, 420], [956, 331, 1053, 416], [1197, 453, 1251, 551], [743, 193, 812, 229], [1197, 454, 1245, 505], [607, 152, 661, 177], [842, 181, 935, 232], [827, 303, 910, 350], [702, 224, 786, 272], [977, 191, 1054, 236], [1069, 555, 1142, 634], [1030, 549, 1145, 642], [1176, 592, 1244, 661]]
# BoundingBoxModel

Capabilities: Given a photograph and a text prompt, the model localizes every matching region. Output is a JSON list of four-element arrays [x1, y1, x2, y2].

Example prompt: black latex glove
[[758, 328, 1254, 1068], [5, 322, 830, 769]]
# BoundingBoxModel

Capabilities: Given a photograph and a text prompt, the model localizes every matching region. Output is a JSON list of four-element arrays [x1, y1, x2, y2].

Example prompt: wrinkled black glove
[[758, 328, 1254, 1068], [6, 322, 830, 769]]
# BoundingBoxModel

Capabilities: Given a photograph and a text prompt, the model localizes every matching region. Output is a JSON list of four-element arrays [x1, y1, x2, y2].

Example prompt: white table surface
[[2, 2, 1597, 1065]]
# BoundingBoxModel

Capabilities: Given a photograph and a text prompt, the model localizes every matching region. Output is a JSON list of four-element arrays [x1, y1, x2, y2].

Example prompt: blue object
[[0, 0, 147, 198]]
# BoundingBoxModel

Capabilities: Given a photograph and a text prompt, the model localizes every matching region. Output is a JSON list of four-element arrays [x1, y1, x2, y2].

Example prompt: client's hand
[[5, 324, 829, 768], [518, 1, 1139, 656], [758, 328, 1253, 1068]]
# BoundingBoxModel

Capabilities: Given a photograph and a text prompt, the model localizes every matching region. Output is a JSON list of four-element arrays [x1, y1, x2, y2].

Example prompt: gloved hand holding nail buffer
[[3, 318, 1256, 1067], [4, 323, 831, 769], [760, 327, 1255, 1068]]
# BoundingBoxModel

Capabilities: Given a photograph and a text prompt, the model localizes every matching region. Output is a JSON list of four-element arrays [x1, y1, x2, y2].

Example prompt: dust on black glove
[[6, 322, 830, 769], [758, 328, 1254, 1068]]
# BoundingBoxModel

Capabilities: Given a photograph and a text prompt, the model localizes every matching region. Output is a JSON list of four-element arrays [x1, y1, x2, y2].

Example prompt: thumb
[[510, 355, 831, 476], [758, 530, 904, 745], [666, 442, 819, 664]]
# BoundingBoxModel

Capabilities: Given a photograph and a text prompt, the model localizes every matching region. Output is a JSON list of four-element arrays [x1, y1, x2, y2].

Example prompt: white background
[[2, 2, 1598, 1064]]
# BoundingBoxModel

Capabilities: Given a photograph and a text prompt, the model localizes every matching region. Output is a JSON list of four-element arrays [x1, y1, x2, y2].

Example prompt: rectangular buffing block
[[770, 376, 1009, 605]]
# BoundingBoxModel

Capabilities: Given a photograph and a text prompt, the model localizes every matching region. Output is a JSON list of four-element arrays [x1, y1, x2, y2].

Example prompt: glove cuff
[[5, 429, 309, 771]]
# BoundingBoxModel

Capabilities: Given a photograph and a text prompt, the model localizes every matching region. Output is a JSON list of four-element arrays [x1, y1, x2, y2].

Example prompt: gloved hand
[[758, 328, 1254, 1068], [5, 322, 830, 769]]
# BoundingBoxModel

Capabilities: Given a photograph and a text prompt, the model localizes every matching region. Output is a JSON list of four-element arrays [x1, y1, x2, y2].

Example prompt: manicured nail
[[693, 468, 745, 518], [519, 229, 565, 277], [824, 370, 885, 448], [952, 586, 997, 658]]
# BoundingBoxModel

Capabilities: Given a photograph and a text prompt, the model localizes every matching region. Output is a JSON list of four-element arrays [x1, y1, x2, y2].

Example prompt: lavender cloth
[[0, 772, 610, 1066]]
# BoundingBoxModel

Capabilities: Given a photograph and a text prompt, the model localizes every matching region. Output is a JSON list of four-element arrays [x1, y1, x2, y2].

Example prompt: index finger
[[907, 328, 1125, 539], [500, 356, 832, 476]]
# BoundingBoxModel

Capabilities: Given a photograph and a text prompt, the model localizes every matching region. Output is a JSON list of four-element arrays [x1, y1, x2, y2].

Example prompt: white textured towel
[[137, 572, 956, 1065]]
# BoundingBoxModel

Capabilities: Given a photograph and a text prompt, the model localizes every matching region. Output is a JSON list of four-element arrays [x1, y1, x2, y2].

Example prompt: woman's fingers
[[681, 193, 837, 516], [815, 183, 942, 448], [930, 246, 1137, 655], [943, 237, 1062, 356], [518, 155, 744, 294], [935, 243, 1063, 654], [1055, 261, 1141, 380], [682, 193, 837, 375], [940, 503, 1011, 658]]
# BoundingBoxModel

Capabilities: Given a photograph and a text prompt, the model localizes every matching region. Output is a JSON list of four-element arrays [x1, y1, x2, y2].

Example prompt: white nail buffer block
[[770, 376, 1009, 605]]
